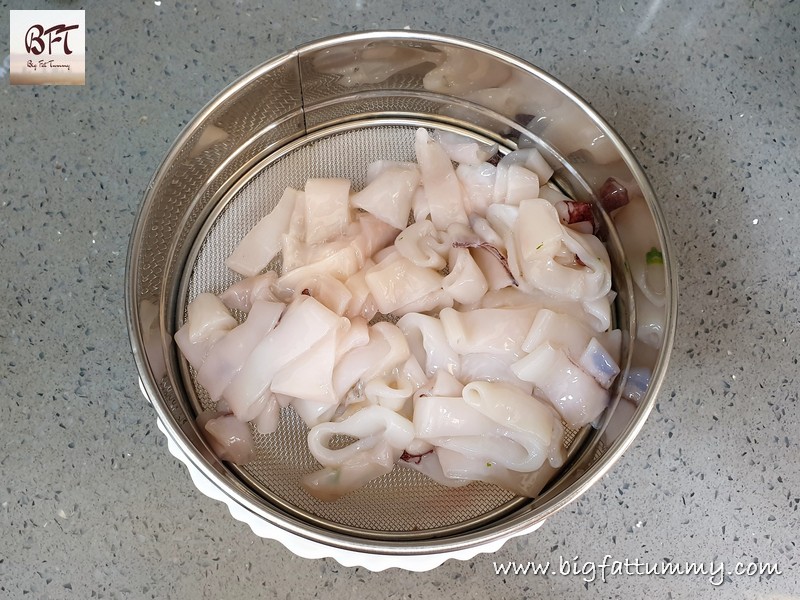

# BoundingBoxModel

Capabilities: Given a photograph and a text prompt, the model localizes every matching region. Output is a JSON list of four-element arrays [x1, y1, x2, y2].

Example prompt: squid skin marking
[[400, 448, 434, 464], [452, 241, 519, 287], [564, 200, 594, 226]]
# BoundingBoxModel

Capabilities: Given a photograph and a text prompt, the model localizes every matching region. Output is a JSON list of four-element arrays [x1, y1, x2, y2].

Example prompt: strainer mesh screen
[[184, 125, 580, 533]]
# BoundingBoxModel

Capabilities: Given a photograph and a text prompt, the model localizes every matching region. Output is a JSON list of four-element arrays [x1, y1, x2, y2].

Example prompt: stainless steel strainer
[[126, 31, 676, 570]]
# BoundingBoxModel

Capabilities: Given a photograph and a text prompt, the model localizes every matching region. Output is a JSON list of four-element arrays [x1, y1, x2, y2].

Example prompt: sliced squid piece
[[308, 405, 414, 460], [515, 200, 612, 302], [578, 337, 621, 389], [511, 342, 609, 428], [197, 412, 256, 465], [436, 447, 558, 497], [363, 322, 411, 380], [414, 128, 469, 229], [364, 374, 414, 413], [364, 256, 443, 314], [291, 396, 340, 428], [333, 335, 385, 400], [287, 190, 306, 240], [470, 214, 506, 251], [397, 312, 460, 377], [558, 227, 612, 299], [276, 245, 361, 292], [459, 352, 533, 394], [493, 148, 554, 204], [485, 203, 524, 284], [392, 287, 454, 317], [186, 293, 237, 343], [303, 178, 351, 245], [442, 247, 489, 305], [580, 292, 614, 333], [302, 441, 396, 501], [174, 293, 237, 368], [196, 300, 284, 401], [537, 182, 571, 206], [280, 231, 306, 273], [439, 306, 537, 358], [351, 165, 419, 229], [343, 261, 378, 320], [226, 187, 299, 277], [516, 198, 563, 260], [478, 286, 610, 334], [398, 355, 428, 390], [331, 322, 409, 399], [334, 316, 370, 362], [504, 164, 540, 206], [409, 187, 431, 224], [405, 438, 434, 457], [399, 449, 470, 488], [428, 370, 465, 397], [432, 130, 499, 165], [303, 405, 416, 500], [462, 381, 563, 467], [252, 393, 281, 435], [456, 162, 497, 217], [271, 324, 343, 405], [219, 271, 279, 313], [275, 273, 353, 316], [174, 326, 226, 370], [222, 296, 341, 421], [298, 234, 354, 267], [414, 389, 561, 473], [413, 395, 489, 438], [372, 245, 399, 265], [477, 288, 539, 308], [394, 220, 447, 270], [469, 244, 516, 290], [350, 213, 400, 263], [522, 308, 593, 359], [366, 160, 419, 184]]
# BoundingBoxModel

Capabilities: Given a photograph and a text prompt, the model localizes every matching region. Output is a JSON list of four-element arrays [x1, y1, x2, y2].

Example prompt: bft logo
[[25, 23, 81, 56], [10, 10, 86, 85]]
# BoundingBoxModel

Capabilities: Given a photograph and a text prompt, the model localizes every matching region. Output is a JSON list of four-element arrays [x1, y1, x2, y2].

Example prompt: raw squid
[[176, 126, 626, 502], [303, 178, 351, 244], [222, 296, 342, 421], [511, 342, 609, 428], [219, 271, 280, 313], [196, 300, 284, 401], [432, 130, 498, 165], [197, 411, 257, 465], [351, 164, 419, 229], [413, 381, 563, 473], [302, 405, 415, 501], [226, 188, 298, 277], [414, 128, 469, 230]]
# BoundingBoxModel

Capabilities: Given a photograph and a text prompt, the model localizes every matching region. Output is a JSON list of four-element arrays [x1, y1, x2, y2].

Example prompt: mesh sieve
[[179, 123, 587, 535]]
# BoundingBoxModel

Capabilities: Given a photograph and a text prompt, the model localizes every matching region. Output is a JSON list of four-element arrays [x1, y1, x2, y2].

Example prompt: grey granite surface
[[1, 0, 798, 598]]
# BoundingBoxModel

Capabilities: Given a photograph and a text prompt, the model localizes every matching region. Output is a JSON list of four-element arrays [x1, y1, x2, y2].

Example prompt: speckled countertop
[[1, 1, 798, 598]]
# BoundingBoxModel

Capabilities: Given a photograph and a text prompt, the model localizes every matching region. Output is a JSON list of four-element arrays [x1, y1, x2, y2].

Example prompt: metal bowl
[[126, 31, 676, 571]]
